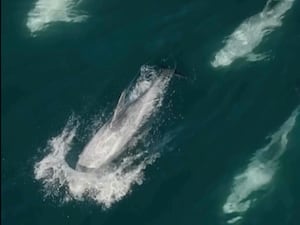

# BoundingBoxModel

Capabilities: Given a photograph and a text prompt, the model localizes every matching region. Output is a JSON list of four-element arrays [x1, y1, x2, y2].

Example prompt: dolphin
[[76, 66, 175, 172]]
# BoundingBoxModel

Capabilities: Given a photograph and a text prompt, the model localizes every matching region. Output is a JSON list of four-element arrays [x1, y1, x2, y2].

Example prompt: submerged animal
[[76, 65, 175, 172], [27, 0, 87, 35], [211, 0, 295, 68], [223, 106, 299, 224]]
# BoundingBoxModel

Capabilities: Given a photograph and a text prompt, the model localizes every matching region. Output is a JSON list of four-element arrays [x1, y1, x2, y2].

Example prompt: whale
[[211, 0, 295, 68], [76, 66, 175, 172], [26, 0, 87, 35], [223, 105, 299, 224]]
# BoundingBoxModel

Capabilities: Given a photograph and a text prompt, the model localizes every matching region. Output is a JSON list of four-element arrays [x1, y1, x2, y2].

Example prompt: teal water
[[2, 0, 300, 225]]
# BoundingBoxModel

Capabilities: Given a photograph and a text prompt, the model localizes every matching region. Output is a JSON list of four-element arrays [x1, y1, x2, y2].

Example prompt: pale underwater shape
[[211, 0, 295, 68], [34, 65, 174, 208], [223, 106, 299, 224], [27, 0, 88, 35]]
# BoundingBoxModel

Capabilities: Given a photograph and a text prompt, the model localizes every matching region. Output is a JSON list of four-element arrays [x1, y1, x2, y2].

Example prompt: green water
[[2, 0, 300, 224]]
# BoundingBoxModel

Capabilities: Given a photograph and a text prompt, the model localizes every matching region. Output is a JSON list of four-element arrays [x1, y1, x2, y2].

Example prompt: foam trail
[[223, 106, 299, 224], [211, 0, 295, 68], [34, 65, 174, 208], [26, 0, 88, 35]]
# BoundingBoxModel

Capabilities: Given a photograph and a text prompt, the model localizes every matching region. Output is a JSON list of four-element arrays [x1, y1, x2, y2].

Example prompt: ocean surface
[[2, 0, 300, 225]]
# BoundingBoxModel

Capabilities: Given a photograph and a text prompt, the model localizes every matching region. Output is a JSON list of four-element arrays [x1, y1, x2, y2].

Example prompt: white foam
[[26, 0, 88, 35], [34, 65, 173, 208], [211, 0, 295, 68], [223, 106, 299, 223]]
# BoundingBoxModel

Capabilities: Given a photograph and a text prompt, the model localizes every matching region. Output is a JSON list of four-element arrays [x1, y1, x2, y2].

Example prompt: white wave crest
[[223, 106, 299, 224], [211, 0, 295, 68], [26, 0, 88, 35], [34, 65, 174, 208]]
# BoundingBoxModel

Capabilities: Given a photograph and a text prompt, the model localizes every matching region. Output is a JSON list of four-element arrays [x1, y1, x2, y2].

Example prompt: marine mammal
[[26, 0, 87, 35], [211, 0, 295, 68], [76, 66, 175, 172]]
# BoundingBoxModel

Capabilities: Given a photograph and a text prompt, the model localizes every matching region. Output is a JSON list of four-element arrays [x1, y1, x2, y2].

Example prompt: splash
[[211, 0, 295, 68], [26, 0, 88, 35], [223, 106, 299, 224], [34, 65, 174, 208]]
